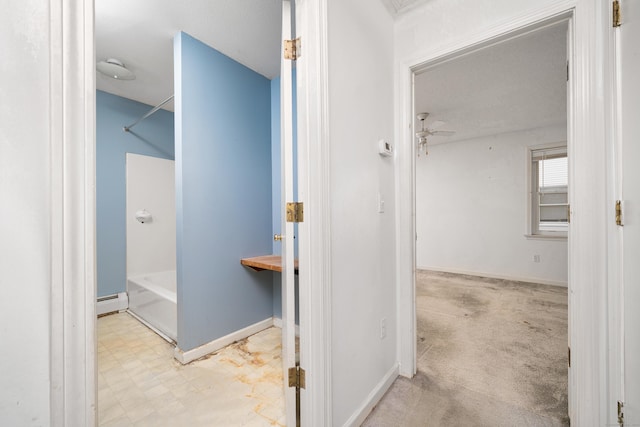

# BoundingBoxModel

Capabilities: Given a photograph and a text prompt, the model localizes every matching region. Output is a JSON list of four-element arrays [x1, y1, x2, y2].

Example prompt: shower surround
[[126, 153, 177, 341]]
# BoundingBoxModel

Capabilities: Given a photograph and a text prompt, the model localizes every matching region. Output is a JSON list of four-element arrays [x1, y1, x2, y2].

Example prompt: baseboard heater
[[97, 292, 128, 316]]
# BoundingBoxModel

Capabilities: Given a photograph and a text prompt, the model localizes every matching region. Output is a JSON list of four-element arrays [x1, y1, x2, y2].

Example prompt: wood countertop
[[240, 255, 299, 273]]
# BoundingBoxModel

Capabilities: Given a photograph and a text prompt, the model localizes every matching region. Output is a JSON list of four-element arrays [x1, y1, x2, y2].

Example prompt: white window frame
[[526, 142, 568, 240]]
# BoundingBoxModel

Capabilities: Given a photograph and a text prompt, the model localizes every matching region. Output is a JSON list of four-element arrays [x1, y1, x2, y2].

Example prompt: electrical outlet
[[380, 318, 387, 339], [533, 254, 541, 263]]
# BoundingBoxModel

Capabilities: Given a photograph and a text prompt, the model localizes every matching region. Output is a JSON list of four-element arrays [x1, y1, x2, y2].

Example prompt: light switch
[[377, 193, 385, 213]]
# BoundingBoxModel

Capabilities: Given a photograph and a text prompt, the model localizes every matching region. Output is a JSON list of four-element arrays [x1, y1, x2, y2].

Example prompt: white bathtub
[[127, 270, 177, 342]]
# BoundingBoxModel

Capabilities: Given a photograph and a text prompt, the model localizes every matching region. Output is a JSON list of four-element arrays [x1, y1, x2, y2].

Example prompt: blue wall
[[174, 32, 273, 351], [96, 90, 174, 297]]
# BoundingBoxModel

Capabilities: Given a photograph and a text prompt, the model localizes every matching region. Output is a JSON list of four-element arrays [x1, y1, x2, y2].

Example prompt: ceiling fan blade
[[430, 130, 455, 136], [429, 120, 447, 130]]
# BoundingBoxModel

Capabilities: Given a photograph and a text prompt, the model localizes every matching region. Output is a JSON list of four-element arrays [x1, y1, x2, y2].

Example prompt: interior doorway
[[398, 13, 575, 425], [94, 1, 298, 425]]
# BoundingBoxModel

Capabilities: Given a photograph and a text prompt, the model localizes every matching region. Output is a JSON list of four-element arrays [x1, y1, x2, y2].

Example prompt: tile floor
[[98, 312, 285, 426]]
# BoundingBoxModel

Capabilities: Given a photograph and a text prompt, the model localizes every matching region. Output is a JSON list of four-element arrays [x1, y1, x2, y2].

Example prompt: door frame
[[395, 0, 620, 424], [295, 0, 333, 424], [50, 0, 97, 425]]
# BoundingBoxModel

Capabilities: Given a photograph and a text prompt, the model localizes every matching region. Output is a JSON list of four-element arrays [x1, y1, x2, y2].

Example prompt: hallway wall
[[326, 1, 397, 424], [0, 1, 53, 423]]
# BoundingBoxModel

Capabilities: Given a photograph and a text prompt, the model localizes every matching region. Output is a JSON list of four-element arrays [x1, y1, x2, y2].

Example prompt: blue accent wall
[[96, 90, 174, 297], [174, 32, 273, 351]]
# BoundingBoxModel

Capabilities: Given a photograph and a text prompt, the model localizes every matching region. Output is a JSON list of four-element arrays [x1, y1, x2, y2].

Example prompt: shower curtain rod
[[123, 94, 174, 132]]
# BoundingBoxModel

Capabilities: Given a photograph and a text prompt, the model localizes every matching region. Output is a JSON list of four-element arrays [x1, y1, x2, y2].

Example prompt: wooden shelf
[[241, 255, 298, 273]]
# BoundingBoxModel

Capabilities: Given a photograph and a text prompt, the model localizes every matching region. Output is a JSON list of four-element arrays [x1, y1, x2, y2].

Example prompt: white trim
[[50, 0, 96, 425], [96, 293, 129, 316], [524, 234, 568, 241], [417, 267, 568, 288], [173, 318, 274, 364], [280, 4, 297, 423], [296, 0, 332, 425], [342, 364, 399, 427], [607, 3, 624, 423], [272, 317, 301, 336], [396, 0, 615, 424]]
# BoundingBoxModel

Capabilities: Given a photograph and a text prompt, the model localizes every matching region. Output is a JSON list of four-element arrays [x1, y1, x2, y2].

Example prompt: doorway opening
[[94, 1, 298, 425], [406, 16, 571, 426]]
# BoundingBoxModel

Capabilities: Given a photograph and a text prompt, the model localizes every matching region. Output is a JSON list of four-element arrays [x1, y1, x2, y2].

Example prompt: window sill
[[525, 234, 567, 241]]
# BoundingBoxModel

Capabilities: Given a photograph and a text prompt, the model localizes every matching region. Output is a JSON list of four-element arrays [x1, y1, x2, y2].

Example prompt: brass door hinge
[[616, 200, 623, 226], [286, 202, 304, 223], [613, 0, 621, 27], [289, 364, 305, 427], [568, 346, 571, 368], [288, 365, 306, 389], [618, 400, 624, 426], [567, 204, 571, 224], [284, 38, 301, 60]]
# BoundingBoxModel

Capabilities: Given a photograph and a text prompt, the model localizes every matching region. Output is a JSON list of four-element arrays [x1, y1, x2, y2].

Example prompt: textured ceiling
[[414, 21, 568, 145], [96, 0, 282, 110]]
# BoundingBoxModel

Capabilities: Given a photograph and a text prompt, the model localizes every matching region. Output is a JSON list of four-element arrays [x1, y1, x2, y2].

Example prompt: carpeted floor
[[363, 270, 569, 426]]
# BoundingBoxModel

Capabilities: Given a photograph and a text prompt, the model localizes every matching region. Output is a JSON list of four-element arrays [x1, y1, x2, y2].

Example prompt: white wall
[[126, 153, 176, 277], [0, 1, 52, 424], [416, 126, 568, 286], [326, 0, 397, 424], [394, 0, 556, 61]]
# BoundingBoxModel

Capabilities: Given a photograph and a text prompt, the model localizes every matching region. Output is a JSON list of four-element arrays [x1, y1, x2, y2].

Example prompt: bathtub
[[127, 270, 177, 342]]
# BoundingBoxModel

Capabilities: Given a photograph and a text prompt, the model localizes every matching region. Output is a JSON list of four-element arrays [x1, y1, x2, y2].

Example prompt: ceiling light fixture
[[97, 58, 136, 80], [416, 112, 430, 156], [415, 112, 456, 157]]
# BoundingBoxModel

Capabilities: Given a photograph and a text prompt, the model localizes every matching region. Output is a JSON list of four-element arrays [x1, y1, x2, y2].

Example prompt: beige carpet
[[364, 270, 569, 426]]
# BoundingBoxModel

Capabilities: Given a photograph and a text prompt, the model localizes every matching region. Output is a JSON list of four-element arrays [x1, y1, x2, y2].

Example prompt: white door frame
[[295, 0, 333, 424], [395, 0, 620, 424], [50, 0, 97, 425]]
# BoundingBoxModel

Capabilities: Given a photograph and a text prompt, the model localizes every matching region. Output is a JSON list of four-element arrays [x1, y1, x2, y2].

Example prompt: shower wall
[[96, 91, 174, 297], [126, 153, 176, 276]]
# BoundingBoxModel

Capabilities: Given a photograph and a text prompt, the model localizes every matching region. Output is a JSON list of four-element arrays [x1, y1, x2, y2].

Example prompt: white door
[[281, 1, 298, 424], [619, 0, 640, 423]]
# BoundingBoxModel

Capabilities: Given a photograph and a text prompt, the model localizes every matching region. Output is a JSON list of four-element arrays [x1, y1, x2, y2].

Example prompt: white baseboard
[[272, 317, 301, 336], [174, 317, 274, 364], [343, 363, 399, 427], [96, 292, 128, 316], [418, 266, 568, 288]]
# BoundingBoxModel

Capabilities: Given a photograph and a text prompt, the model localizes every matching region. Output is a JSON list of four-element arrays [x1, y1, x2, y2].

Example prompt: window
[[529, 145, 568, 237]]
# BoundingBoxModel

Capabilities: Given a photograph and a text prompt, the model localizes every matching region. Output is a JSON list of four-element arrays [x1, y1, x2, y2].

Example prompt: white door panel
[[281, 1, 297, 424], [620, 0, 640, 423]]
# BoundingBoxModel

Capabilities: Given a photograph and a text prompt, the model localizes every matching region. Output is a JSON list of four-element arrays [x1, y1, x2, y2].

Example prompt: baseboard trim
[[343, 363, 399, 427], [418, 266, 568, 288], [174, 317, 274, 364], [96, 292, 128, 316], [272, 317, 301, 336]]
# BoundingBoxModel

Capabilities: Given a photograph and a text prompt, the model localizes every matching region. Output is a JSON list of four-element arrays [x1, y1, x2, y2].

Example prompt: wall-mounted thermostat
[[378, 139, 393, 157]]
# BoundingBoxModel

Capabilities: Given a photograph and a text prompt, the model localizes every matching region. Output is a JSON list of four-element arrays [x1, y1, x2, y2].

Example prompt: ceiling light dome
[[97, 58, 136, 80]]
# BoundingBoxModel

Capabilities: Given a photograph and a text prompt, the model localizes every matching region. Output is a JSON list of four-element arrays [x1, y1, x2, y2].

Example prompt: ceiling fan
[[415, 112, 455, 156]]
